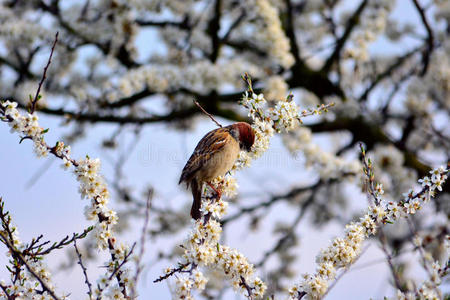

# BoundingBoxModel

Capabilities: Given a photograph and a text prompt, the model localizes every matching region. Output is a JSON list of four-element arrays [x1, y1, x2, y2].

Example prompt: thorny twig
[[74, 238, 93, 298]]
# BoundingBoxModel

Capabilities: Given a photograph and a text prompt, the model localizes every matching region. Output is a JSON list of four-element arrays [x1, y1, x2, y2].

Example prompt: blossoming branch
[[287, 145, 448, 300], [0, 100, 134, 299]]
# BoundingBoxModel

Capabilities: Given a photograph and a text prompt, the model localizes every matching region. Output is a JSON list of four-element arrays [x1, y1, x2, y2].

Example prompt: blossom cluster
[[288, 166, 448, 300], [283, 127, 361, 180], [344, 0, 394, 62], [237, 89, 334, 170], [250, 0, 295, 69], [0, 100, 132, 298], [75, 157, 122, 251], [211, 176, 239, 198], [264, 75, 289, 102], [174, 271, 208, 300], [61, 1, 138, 59], [169, 195, 266, 299], [106, 59, 262, 103], [1, 101, 48, 157], [0, 7, 52, 44]]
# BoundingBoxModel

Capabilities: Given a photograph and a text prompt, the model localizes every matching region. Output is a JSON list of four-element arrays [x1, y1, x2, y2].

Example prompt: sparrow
[[179, 122, 255, 220]]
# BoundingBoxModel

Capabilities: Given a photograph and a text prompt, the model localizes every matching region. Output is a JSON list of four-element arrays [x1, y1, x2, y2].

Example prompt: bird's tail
[[190, 179, 202, 220]]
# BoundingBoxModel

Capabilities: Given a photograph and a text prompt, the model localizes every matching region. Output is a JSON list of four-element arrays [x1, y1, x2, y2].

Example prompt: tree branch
[[321, 0, 369, 73], [207, 0, 222, 62], [411, 0, 434, 76]]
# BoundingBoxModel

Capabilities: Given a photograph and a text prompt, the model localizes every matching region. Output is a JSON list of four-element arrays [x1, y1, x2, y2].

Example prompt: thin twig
[[193, 100, 222, 128], [30, 32, 59, 114], [153, 262, 191, 283], [74, 238, 93, 298], [221, 8, 246, 42], [411, 0, 434, 76], [131, 192, 153, 298], [349, 246, 417, 272], [406, 218, 441, 296], [255, 189, 317, 267], [240, 276, 254, 300], [36, 226, 93, 256], [97, 243, 137, 300], [110, 243, 136, 280], [0, 281, 14, 300], [378, 228, 404, 291]]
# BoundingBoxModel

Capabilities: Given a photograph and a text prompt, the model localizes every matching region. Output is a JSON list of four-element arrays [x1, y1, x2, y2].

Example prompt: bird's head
[[230, 122, 255, 152]]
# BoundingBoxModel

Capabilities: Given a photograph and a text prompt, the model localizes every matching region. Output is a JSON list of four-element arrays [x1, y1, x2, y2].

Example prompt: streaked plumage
[[179, 122, 255, 219]]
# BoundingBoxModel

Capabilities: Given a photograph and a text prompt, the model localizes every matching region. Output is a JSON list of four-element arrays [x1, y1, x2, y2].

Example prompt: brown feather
[[179, 127, 230, 184], [179, 123, 255, 220]]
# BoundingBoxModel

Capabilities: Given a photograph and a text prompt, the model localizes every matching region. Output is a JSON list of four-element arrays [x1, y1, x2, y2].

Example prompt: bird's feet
[[206, 181, 222, 200]]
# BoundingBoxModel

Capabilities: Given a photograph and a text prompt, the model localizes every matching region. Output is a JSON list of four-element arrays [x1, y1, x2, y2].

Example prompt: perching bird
[[179, 122, 255, 220]]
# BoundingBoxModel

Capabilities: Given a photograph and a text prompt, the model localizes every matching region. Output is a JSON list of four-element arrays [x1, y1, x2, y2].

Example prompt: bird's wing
[[179, 127, 231, 184]]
